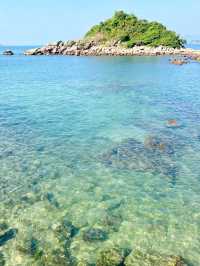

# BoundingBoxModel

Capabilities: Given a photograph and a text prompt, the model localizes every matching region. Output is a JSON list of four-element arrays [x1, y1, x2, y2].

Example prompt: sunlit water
[[0, 48, 200, 265]]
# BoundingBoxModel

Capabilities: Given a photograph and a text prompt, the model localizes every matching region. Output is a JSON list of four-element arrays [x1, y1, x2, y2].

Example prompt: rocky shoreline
[[24, 40, 200, 59]]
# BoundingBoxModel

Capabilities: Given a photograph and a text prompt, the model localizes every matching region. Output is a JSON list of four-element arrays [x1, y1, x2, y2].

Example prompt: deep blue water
[[0, 47, 200, 265]]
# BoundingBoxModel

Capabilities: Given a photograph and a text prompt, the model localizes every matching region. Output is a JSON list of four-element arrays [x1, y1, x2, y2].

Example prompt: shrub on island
[[85, 11, 185, 49]]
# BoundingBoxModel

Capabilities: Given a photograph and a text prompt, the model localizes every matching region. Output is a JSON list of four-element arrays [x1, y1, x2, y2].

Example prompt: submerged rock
[[166, 119, 181, 129], [41, 248, 72, 266], [83, 228, 108, 242], [144, 136, 175, 155], [53, 218, 79, 243], [101, 212, 123, 232], [125, 250, 187, 266], [0, 252, 5, 266], [0, 228, 18, 247], [76, 259, 90, 266], [44, 192, 60, 208], [96, 247, 127, 266], [0, 222, 9, 233], [21, 192, 40, 205], [102, 137, 178, 180], [17, 236, 43, 259]]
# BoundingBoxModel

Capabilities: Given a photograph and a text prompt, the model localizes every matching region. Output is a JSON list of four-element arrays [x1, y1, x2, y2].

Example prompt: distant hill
[[85, 11, 185, 48]]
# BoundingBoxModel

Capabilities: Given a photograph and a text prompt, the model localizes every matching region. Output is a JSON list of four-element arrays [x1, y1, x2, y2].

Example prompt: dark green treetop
[[85, 11, 185, 48]]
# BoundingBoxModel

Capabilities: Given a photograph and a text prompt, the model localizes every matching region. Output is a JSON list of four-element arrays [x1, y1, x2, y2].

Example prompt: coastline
[[24, 40, 200, 59]]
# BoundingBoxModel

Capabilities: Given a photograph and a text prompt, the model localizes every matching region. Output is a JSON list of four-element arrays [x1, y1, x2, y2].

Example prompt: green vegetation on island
[[85, 11, 185, 48]]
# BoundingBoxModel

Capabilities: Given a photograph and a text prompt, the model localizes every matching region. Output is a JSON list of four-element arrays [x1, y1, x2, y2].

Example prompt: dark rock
[[51, 219, 78, 265], [83, 228, 108, 242], [62, 219, 79, 238], [3, 50, 14, 56], [0, 228, 18, 247]]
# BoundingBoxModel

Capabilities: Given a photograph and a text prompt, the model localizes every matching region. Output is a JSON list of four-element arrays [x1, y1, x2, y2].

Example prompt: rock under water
[[83, 228, 108, 242], [0, 228, 18, 247], [96, 247, 128, 266], [125, 250, 187, 266], [101, 137, 178, 181]]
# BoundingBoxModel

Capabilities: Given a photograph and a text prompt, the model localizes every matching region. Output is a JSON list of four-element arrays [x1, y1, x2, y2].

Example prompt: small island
[[25, 11, 200, 58]]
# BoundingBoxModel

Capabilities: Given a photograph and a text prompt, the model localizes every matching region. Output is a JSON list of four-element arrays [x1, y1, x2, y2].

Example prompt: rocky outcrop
[[3, 50, 14, 56], [24, 40, 200, 58]]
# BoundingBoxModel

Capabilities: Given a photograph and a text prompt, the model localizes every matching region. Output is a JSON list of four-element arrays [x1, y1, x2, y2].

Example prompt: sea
[[0, 45, 200, 265]]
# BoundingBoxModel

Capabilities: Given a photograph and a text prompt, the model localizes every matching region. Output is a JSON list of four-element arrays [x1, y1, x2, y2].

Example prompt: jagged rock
[[24, 42, 200, 57], [24, 48, 40, 56], [96, 247, 127, 266], [3, 50, 14, 56], [64, 40, 76, 47], [124, 250, 187, 266], [83, 228, 108, 242]]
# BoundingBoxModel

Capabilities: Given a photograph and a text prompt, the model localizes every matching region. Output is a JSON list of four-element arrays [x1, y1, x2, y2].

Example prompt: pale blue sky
[[0, 0, 199, 45]]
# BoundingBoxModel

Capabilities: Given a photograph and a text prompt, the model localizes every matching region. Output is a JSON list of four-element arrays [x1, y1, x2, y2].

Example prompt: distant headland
[[24, 11, 200, 58]]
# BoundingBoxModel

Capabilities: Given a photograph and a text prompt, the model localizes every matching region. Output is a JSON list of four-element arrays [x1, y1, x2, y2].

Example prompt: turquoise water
[[0, 48, 200, 265]]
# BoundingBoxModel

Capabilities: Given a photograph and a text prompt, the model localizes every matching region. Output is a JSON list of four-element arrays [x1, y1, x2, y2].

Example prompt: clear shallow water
[[0, 49, 200, 265]]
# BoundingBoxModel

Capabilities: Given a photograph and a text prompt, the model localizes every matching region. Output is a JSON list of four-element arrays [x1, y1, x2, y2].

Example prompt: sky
[[0, 0, 200, 45]]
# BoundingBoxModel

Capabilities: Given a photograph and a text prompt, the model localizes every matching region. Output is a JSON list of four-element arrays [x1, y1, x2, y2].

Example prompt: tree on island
[[85, 11, 185, 48]]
